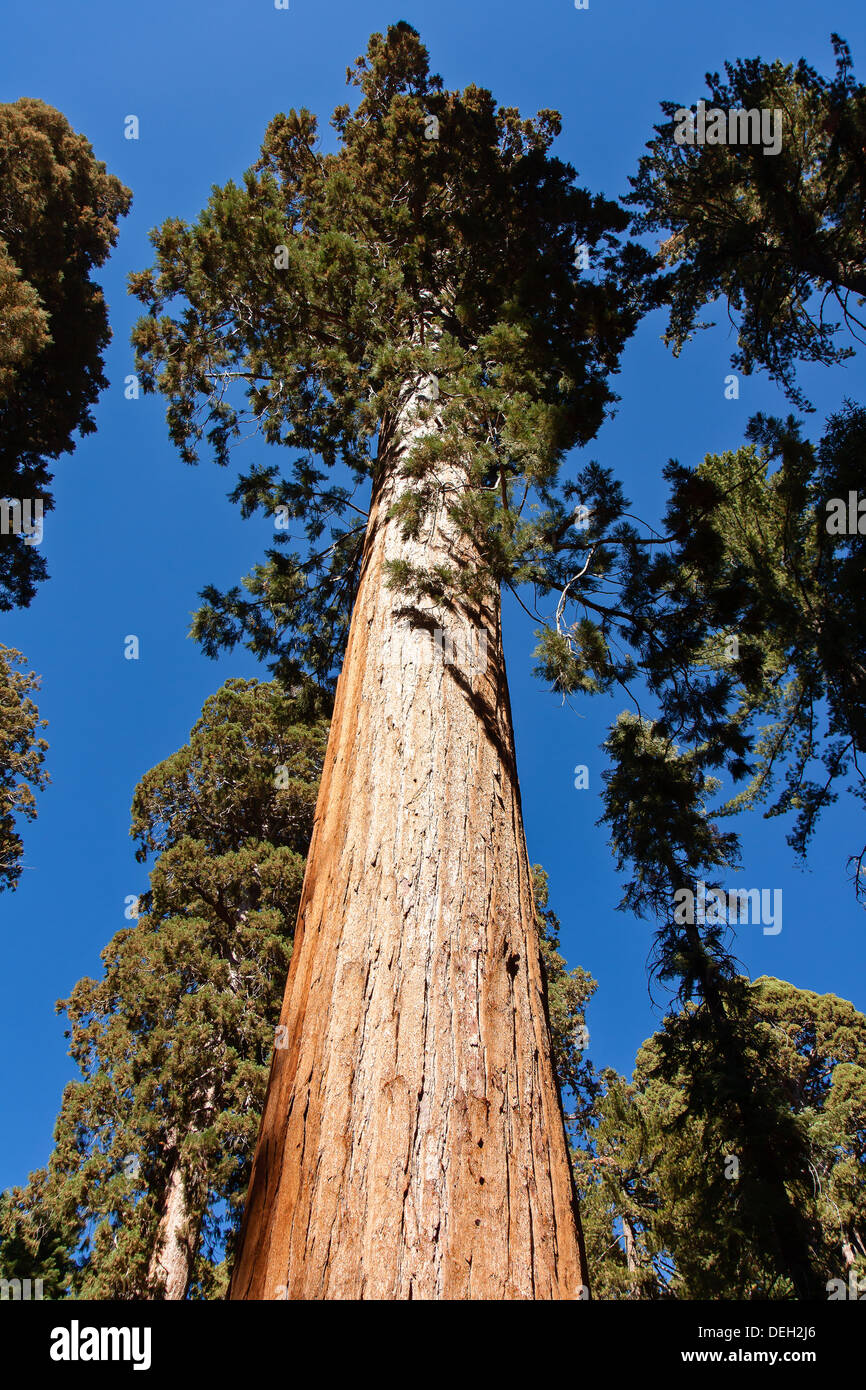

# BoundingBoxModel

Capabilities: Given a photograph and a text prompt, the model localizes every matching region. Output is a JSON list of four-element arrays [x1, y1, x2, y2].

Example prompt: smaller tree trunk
[[147, 1154, 198, 1300], [146, 1082, 216, 1301]]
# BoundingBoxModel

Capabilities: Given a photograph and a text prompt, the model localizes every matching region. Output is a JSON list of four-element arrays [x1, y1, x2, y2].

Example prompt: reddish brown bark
[[230, 385, 586, 1300]]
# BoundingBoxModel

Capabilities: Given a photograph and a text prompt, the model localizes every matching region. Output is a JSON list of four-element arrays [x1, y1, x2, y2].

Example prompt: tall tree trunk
[[230, 382, 586, 1300]]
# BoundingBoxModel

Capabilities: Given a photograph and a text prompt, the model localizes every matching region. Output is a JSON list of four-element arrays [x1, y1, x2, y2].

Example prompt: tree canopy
[[129, 21, 652, 689], [627, 34, 866, 410]]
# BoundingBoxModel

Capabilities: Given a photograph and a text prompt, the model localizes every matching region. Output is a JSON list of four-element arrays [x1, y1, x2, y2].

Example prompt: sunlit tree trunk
[[147, 1152, 198, 1300], [230, 383, 586, 1300]]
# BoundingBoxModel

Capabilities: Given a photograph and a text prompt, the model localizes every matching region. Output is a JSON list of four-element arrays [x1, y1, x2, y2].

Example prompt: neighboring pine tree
[[130, 22, 651, 1299], [626, 34, 866, 410], [0, 1169, 73, 1300], [574, 1069, 670, 1300], [0, 679, 329, 1299], [576, 977, 866, 1299], [530, 41, 866, 1297], [0, 102, 127, 900], [599, 734, 825, 1298], [753, 977, 866, 1286], [542, 229, 866, 1303], [0, 100, 130, 608]]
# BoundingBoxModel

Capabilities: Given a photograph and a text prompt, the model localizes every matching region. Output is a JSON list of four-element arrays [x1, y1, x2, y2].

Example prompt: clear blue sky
[[2, 0, 865, 1192]]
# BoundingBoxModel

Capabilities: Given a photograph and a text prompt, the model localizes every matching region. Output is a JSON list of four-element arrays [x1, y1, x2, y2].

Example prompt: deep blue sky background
[[2, 0, 865, 1192]]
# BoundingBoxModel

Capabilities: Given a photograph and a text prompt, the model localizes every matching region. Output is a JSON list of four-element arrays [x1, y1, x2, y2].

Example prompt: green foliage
[[130, 23, 651, 686], [0, 644, 48, 893], [0, 1169, 75, 1299], [627, 35, 866, 409], [577, 978, 866, 1299], [575, 403, 866, 914], [601, 713, 739, 996], [0, 99, 130, 607], [575, 1069, 672, 1299], [596, 718, 825, 1298]]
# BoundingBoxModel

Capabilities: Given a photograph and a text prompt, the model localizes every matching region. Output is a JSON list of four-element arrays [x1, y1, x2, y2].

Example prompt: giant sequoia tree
[[130, 24, 649, 1299]]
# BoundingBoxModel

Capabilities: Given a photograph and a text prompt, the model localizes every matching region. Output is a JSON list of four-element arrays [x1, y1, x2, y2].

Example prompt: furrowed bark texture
[[230, 386, 586, 1300]]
